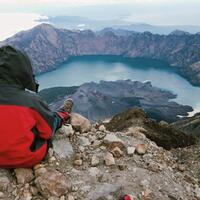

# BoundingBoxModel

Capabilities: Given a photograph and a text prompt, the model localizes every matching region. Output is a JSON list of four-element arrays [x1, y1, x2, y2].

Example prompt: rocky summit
[[1, 23, 200, 86], [0, 109, 199, 200]]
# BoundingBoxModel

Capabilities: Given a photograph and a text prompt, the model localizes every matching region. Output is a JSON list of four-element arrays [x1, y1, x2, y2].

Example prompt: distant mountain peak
[[170, 29, 191, 36]]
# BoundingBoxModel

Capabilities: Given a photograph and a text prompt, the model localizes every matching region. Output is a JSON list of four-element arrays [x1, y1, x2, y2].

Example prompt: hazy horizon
[[0, 0, 200, 40]]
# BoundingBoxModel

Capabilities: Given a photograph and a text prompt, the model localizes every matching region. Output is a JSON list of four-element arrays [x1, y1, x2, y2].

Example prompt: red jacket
[[0, 46, 68, 168]]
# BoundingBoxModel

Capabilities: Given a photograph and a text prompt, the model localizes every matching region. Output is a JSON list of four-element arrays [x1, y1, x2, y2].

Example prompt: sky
[[0, 0, 200, 40]]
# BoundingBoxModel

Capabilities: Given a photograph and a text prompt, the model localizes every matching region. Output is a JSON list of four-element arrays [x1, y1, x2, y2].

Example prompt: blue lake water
[[37, 56, 200, 115]]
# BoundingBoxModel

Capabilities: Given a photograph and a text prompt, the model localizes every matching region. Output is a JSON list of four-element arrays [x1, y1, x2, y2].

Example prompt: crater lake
[[36, 55, 200, 115]]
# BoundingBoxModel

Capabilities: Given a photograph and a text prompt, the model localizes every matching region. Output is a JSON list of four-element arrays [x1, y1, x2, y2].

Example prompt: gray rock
[[53, 138, 74, 159], [79, 136, 91, 147], [87, 183, 122, 200], [58, 125, 74, 137]]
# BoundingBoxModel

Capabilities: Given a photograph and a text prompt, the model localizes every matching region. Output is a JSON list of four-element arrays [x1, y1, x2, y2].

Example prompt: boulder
[[70, 113, 92, 133], [53, 138, 74, 159], [35, 170, 69, 198]]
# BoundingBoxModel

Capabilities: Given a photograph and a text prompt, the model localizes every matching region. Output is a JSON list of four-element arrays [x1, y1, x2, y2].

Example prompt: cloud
[[0, 13, 47, 41], [1, 0, 129, 6]]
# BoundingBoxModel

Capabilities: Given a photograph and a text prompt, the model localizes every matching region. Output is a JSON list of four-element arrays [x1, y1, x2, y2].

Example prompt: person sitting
[[0, 45, 73, 168]]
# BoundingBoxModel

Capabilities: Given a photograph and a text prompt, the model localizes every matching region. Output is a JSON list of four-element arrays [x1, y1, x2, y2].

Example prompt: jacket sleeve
[[31, 95, 69, 140]]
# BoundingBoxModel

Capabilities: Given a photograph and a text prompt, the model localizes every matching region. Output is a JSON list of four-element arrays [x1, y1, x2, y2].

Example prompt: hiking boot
[[63, 98, 74, 113]]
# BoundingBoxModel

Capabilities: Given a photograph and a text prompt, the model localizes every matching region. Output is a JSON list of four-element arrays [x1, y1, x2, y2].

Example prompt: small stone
[[48, 148, 54, 157], [0, 169, 11, 191], [49, 156, 57, 163], [136, 144, 147, 155], [67, 194, 75, 200], [194, 186, 200, 198], [14, 168, 34, 185], [99, 125, 106, 132], [111, 147, 123, 158], [91, 155, 100, 166], [33, 164, 45, 170], [79, 146, 85, 152], [48, 197, 59, 200], [177, 164, 186, 172], [0, 192, 4, 198], [34, 167, 48, 177], [21, 188, 32, 200], [97, 131, 107, 139], [92, 140, 102, 148], [127, 147, 135, 155], [30, 186, 38, 196], [118, 164, 126, 171], [74, 159, 83, 166], [103, 133, 124, 150], [104, 152, 115, 166], [58, 125, 74, 137], [71, 185, 78, 192], [60, 195, 65, 200], [147, 161, 163, 172]]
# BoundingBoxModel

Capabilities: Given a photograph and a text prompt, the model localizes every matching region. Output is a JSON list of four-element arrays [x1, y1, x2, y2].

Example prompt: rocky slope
[[45, 80, 192, 123], [172, 113, 200, 136], [0, 109, 199, 200], [1, 23, 200, 86]]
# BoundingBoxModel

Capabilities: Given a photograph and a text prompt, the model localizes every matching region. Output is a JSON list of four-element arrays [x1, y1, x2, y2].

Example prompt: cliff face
[[2, 23, 200, 86]]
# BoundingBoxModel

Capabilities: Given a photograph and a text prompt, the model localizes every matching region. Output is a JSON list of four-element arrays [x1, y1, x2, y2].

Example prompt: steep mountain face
[[42, 80, 192, 123], [1, 23, 200, 86]]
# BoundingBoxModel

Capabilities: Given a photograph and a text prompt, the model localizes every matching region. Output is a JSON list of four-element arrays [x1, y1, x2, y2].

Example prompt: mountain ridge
[[1, 23, 200, 86]]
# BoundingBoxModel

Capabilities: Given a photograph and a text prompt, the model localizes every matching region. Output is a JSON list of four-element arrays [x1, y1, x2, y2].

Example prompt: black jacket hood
[[0, 45, 38, 92]]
